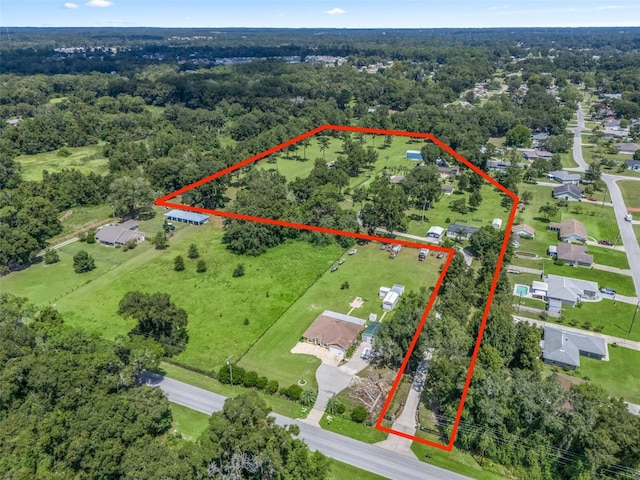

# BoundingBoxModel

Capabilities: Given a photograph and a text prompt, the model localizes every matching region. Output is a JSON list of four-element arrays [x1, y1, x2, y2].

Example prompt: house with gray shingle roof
[[547, 170, 581, 185], [544, 274, 598, 313], [553, 184, 583, 201], [95, 221, 145, 247], [542, 326, 607, 369]]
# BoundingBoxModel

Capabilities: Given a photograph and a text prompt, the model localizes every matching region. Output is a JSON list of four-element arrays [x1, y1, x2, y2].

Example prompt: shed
[[406, 150, 423, 161], [391, 284, 405, 295], [392, 245, 402, 253], [382, 291, 399, 310], [426, 226, 444, 239], [379, 286, 391, 298], [492, 218, 503, 229], [361, 322, 382, 344], [164, 209, 209, 225]]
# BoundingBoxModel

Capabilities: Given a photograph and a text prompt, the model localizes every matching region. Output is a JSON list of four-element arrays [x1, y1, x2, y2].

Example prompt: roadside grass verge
[[169, 403, 209, 440], [320, 414, 388, 444], [618, 180, 640, 209]]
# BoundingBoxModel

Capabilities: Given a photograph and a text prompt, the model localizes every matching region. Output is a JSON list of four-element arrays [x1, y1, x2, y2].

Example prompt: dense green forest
[[1, 27, 640, 479]]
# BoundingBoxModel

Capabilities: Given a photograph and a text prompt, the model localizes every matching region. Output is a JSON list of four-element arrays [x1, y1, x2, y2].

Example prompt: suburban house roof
[[524, 150, 553, 160], [548, 170, 581, 182], [302, 310, 365, 351], [511, 224, 535, 236], [164, 209, 209, 223], [447, 224, 480, 235], [438, 166, 458, 176], [626, 159, 640, 169], [543, 326, 607, 368], [615, 143, 640, 154], [441, 184, 454, 193], [117, 219, 139, 230], [532, 281, 548, 292], [556, 243, 593, 265], [545, 274, 599, 303], [532, 132, 550, 141], [549, 219, 587, 242], [95, 225, 143, 245], [362, 321, 382, 337], [553, 184, 583, 198]]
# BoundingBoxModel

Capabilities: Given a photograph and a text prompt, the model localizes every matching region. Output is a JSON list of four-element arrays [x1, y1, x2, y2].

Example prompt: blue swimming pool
[[514, 285, 529, 296]]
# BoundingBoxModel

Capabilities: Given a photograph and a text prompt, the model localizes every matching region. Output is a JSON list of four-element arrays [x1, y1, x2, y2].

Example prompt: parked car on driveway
[[436, 252, 445, 259], [330, 266, 338, 272], [600, 288, 616, 295]]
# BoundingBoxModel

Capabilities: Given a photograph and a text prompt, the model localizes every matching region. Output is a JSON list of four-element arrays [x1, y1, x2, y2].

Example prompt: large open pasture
[[16, 144, 109, 181]]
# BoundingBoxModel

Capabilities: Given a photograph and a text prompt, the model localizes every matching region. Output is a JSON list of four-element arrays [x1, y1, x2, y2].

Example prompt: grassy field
[[618, 180, 640, 209], [17, 144, 109, 181], [239, 242, 444, 389], [634, 225, 640, 247], [544, 300, 640, 342], [169, 402, 209, 440], [320, 414, 388, 444], [572, 346, 640, 404], [405, 184, 510, 238], [328, 460, 389, 480], [558, 151, 578, 169]]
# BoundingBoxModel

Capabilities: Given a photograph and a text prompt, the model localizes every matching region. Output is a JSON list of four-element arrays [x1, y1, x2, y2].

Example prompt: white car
[[625, 214, 632, 222], [348, 248, 357, 255]]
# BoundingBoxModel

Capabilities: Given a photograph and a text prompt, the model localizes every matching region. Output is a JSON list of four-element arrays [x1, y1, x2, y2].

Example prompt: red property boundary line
[[154, 125, 519, 451]]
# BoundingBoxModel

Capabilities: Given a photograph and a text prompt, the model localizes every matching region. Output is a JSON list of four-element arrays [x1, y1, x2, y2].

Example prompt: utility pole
[[226, 355, 233, 386], [629, 300, 639, 335]]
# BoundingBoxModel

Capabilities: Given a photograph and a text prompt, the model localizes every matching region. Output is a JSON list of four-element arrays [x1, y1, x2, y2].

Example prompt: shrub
[[152, 231, 168, 250], [43, 248, 60, 265], [232, 263, 245, 277], [86, 232, 96, 244], [243, 370, 259, 388], [351, 405, 368, 423], [285, 384, 303, 401], [265, 380, 279, 395], [217, 364, 246, 385], [73, 250, 95, 273], [325, 395, 344, 415], [188, 243, 199, 259], [257, 376, 269, 390], [57, 147, 72, 157], [582, 321, 592, 330], [335, 402, 346, 414], [122, 239, 138, 251], [300, 389, 317, 406], [196, 259, 207, 273], [345, 344, 356, 358], [594, 324, 605, 332], [173, 255, 185, 271], [243, 318, 250, 326], [340, 281, 350, 290]]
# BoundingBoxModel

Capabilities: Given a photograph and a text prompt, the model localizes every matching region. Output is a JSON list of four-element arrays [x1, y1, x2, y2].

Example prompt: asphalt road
[[142, 372, 472, 480], [572, 103, 640, 297]]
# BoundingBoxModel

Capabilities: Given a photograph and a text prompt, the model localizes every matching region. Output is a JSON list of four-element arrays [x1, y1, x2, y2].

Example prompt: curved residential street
[[571, 103, 640, 297], [142, 372, 472, 480]]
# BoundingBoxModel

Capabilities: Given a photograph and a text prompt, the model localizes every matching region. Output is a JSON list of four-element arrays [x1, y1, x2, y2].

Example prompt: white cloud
[[324, 7, 346, 15], [64, 2, 79, 8], [276, 13, 284, 17], [86, 0, 113, 7], [597, 4, 624, 9]]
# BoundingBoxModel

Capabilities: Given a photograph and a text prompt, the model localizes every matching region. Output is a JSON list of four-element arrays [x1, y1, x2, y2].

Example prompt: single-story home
[[406, 150, 422, 161], [615, 143, 640, 155], [95, 221, 145, 248], [542, 326, 607, 369], [626, 159, 640, 171], [441, 184, 454, 195], [426, 226, 445, 239], [547, 171, 581, 185], [446, 224, 480, 240], [544, 274, 598, 312], [554, 243, 593, 267], [547, 219, 587, 243], [382, 291, 400, 311], [438, 166, 458, 178], [532, 132, 549, 146], [523, 150, 554, 160], [552, 184, 583, 201], [487, 160, 510, 172], [361, 321, 382, 345], [6, 118, 22, 126], [301, 310, 366, 356], [164, 209, 209, 225], [511, 224, 535, 238]]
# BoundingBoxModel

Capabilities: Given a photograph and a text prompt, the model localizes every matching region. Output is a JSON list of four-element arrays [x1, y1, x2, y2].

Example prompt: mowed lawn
[[16, 144, 109, 181], [2, 222, 344, 370], [239, 242, 444, 390], [618, 180, 640, 209], [573, 346, 640, 404]]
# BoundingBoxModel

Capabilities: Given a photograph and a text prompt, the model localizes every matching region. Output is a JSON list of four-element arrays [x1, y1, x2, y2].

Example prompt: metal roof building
[[164, 209, 209, 225]]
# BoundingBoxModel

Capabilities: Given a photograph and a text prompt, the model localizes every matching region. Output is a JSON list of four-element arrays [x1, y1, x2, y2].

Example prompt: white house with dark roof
[[544, 274, 599, 313], [542, 326, 607, 369], [553, 184, 583, 201], [547, 170, 581, 185]]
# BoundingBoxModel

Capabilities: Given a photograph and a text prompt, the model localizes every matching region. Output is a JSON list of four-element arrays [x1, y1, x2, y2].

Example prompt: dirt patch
[[627, 207, 640, 213], [59, 209, 73, 221], [555, 373, 585, 391]]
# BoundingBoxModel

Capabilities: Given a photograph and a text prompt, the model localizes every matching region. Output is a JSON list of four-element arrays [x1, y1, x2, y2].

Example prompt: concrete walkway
[[508, 264, 542, 275], [513, 315, 640, 351]]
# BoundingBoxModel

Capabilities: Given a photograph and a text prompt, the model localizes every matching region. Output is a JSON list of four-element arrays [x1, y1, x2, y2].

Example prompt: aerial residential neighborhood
[[0, 4, 639, 480]]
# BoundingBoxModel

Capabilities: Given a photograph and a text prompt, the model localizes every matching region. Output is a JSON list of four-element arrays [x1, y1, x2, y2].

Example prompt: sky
[[2, 0, 640, 28]]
